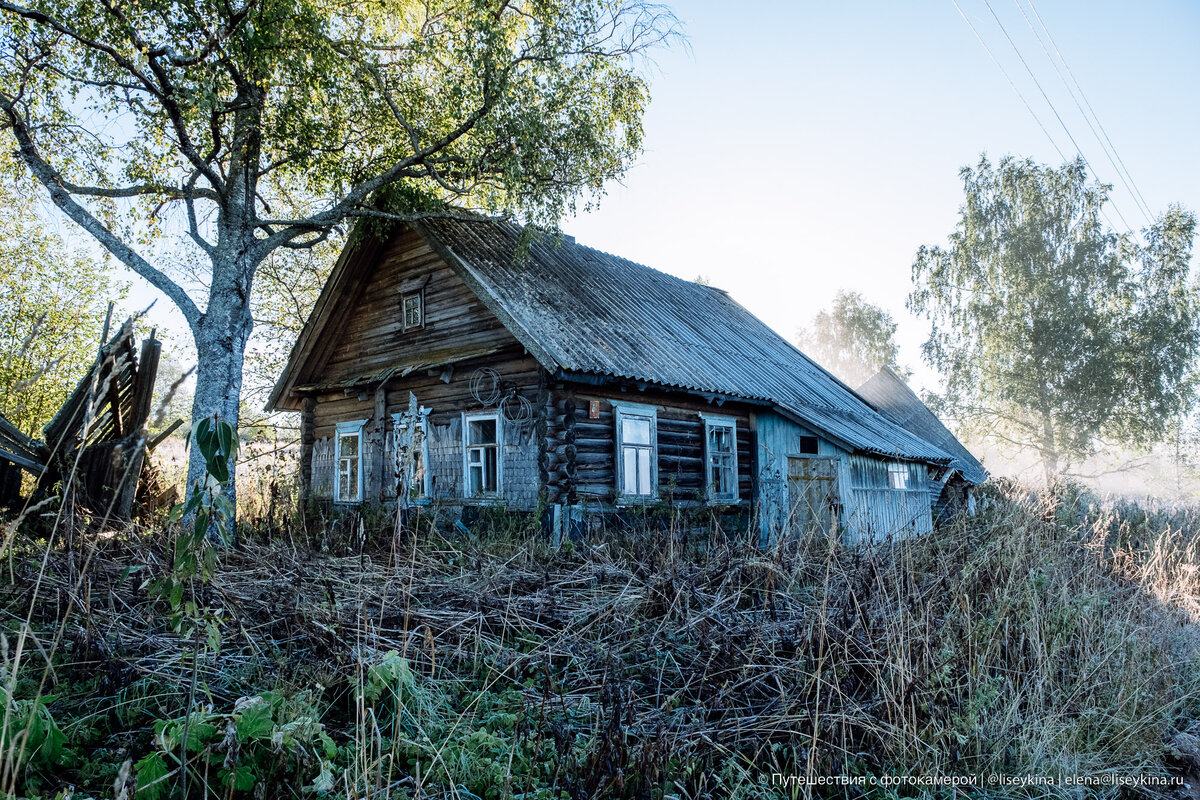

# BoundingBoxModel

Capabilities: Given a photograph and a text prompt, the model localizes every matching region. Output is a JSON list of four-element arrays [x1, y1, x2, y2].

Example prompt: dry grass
[[0, 481, 1198, 798]]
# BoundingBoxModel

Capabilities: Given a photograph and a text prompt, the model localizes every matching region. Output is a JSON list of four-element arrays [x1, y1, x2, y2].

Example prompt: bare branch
[[2, 94, 203, 329]]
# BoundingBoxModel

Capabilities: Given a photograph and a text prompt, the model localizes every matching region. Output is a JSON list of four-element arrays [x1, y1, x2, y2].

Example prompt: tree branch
[[3, 95, 203, 330]]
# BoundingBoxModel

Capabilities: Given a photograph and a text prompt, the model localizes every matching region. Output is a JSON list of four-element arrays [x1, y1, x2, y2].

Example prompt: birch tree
[[0, 0, 676, 497], [797, 290, 908, 388], [909, 155, 1199, 483]]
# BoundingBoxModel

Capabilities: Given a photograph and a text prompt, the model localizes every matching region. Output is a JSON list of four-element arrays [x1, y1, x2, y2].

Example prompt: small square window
[[888, 462, 909, 490], [402, 291, 424, 330], [799, 436, 819, 455]]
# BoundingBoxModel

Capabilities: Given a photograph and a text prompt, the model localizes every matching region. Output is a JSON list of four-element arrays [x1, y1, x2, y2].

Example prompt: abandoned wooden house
[[268, 215, 966, 542], [857, 366, 987, 519]]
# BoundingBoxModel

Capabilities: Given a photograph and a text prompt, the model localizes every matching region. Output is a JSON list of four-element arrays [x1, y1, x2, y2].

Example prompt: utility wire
[[1014, 0, 1154, 226], [978, 0, 1135, 232], [1021, 0, 1156, 225], [950, 0, 1122, 233], [950, 0, 1066, 162]]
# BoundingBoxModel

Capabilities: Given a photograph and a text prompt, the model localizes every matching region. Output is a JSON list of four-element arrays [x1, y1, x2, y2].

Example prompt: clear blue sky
[[565, 0, 1200, 389], [113, 1, 1198, 390]]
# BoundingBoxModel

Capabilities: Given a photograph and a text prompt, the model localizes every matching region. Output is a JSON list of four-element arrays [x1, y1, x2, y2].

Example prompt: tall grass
[[1, 467, 1198, 797]]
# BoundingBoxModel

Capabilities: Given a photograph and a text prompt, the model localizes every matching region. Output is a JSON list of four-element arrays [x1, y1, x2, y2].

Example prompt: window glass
[[465, 415, 500, 496], [616, 407, 656, 498], [888, 462, 908, 490], [402, 292, 423, 329], [336, 428, 362, 502], [622, 448, 638, 495], [621, 415, 651, 445], [636, 449, 651, 495], [706, 420, 737, 500], [469, 418, 497, 446]]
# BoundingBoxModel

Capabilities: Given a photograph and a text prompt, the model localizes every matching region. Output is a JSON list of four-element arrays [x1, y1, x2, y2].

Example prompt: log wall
[[545, 386, 754, 507]]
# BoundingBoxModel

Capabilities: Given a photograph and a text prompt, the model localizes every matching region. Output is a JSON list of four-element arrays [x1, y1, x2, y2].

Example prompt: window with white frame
[[614, 402, 656, 499], [392, 410, 431, 501], [401, 290, 424, 331], [888, 462, 909, 490], [335, 419, 367, 502], [463, 413, 500, 497], [701, 414, 738, 501]]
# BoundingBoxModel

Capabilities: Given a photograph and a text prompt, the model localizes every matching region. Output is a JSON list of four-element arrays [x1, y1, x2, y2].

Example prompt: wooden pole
[[299, 397, 316, 503]]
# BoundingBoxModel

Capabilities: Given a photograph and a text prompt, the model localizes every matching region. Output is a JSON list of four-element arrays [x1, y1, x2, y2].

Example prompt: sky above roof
[[563, 0, 1200, 391], [105, 1, 1199, 396]]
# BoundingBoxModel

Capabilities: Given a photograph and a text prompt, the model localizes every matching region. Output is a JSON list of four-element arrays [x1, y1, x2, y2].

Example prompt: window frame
[[392, 409, 432, 503], [613, 401, 658, 502], [334, 419, 368, 503], [700, 412, 739, 503], [887, 461, 909, 490], [462, 411, 502, 499], [401, 289, 425, 331]]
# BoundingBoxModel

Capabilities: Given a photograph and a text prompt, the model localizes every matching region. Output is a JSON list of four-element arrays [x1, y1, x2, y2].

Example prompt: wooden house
[[857, 367, 988, 520], [268, 216, 960, 542]]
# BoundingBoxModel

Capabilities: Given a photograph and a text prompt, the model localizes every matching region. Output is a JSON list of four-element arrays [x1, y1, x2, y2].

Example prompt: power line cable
[[977, 0, 1135, 232], [1013, 0, 1154, 225], [950, 0, 1067, 162], [1022, 0, 1156, 225], [949, 0, 1121, 233]]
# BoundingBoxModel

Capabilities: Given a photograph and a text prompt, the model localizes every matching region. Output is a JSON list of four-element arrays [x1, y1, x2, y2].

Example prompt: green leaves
[[797, 290, 907, 387], [140, 691, 336, 796], [133, 752, 170, 800], [909, 155, 1200, 480]]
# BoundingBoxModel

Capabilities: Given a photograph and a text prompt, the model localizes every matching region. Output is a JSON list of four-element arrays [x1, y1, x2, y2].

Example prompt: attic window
[[799, 436, 819, 455], [401, 290, 424, 331]]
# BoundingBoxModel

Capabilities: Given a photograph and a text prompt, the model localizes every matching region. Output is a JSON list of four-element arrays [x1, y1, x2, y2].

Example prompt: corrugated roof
[[857, 367, 988, 484], [414, 216, 952, 464]]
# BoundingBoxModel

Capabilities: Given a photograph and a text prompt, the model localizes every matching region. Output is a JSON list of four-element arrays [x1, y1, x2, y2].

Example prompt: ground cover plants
[[0, 477, 1198, 799]]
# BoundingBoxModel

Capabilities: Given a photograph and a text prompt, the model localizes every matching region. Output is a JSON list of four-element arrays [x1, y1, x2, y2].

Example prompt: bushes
[[1, 484, 1199, 798]]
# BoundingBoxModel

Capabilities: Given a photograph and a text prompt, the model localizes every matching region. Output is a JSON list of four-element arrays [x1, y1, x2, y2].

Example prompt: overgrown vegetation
[[0, 478, 1198, 798]]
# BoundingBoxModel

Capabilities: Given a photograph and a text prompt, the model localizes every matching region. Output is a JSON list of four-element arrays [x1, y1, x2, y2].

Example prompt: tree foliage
[[0, 174, 124, 436], [797, 290, 908, 388], [0, 0, 678, 493], [909, 155, 1200, 481]]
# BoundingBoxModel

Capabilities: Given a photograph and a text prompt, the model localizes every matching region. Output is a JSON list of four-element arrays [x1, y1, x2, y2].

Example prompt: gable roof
[[270, 215, 953, 465], [857, 367, 988, 485]]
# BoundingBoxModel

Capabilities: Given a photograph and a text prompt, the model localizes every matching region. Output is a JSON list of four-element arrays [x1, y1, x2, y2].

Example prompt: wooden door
[[786, 457, 839, 534]]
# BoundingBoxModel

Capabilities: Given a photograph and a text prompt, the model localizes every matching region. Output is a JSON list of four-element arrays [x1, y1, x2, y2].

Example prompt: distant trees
[[0, 175, 123, 436], [909, 155, 1199, 483], [797, 290, 908, 388]]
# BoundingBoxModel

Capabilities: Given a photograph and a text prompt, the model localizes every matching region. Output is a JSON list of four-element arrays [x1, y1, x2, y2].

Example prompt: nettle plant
[[156, 416, 237, 634], [158, 417, 237, 607]]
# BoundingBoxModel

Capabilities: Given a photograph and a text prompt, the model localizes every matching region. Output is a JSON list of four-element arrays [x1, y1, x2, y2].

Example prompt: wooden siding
[[546, 387, 753, 507], [309, 347, 544, 509], [300, 227, 544, 510], [842, 455, 932, 543], [302, 227, 522, 388], [755, 411, 933, 544]]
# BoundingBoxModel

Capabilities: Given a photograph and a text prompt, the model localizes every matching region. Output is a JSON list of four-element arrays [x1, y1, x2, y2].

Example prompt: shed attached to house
[[857, 367, 988, 519], [269, 215, 957, 542]]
